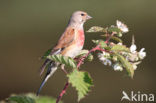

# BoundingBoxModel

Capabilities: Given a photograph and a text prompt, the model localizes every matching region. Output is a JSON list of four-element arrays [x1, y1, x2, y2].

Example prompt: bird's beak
[[86, 15, 92, 20]]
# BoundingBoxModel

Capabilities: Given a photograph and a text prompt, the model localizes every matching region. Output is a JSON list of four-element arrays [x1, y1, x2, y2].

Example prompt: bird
[[37, 11, 92, 95]]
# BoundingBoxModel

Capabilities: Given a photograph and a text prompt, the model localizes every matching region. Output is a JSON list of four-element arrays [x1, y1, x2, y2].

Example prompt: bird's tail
[[40, 59, 50, 76], [37, 61, 58, 96]]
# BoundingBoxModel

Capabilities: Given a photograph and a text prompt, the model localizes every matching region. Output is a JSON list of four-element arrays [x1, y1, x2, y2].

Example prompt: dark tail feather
[[40, 59, 50, 76], [37, 62, 58, 96], [36, 78, 47, 96]]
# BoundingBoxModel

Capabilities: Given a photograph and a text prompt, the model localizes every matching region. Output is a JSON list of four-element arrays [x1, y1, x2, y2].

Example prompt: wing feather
[[40, 27, 75, 75], [52, 27, 75, 52]]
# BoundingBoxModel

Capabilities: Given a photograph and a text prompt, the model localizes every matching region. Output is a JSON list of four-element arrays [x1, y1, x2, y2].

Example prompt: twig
[[77, 45, 100, 68], [56, 82, 69, 103], [105, 32, 115, 43], [55, 45, 99, 103]]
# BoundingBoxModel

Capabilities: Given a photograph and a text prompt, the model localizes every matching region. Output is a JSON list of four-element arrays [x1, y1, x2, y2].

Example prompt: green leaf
[[111, 45, 130, 52], [92, 40, 107, 49], [77, 49, 89, 56], [108, 26, 121, 33], [107, 26, 123, 37], [47, 55, 77, 68], [99, 40, 107, 48], [6, 93, 61, 103], [115, 53, 134, 78], [25, 93, 58, 103], [76, 50, 94, 62], [68, 69, 93, 101], [86, 54, 94, 62], [8, 95, 35, 103], [87, 26, 106, 32], [101, 35, 123, 43], [35, 96, 56, 103]]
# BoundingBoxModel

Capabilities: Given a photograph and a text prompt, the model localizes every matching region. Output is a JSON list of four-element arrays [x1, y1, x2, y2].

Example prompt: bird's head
[[69, 11, 92, 28]]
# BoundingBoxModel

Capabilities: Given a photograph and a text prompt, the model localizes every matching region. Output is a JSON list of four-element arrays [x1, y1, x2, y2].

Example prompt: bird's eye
[[81, 13, 85, 16]]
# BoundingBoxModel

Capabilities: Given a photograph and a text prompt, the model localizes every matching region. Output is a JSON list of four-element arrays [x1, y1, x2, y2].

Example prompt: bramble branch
[[55, 20, 146, 103], [56, 82, 69, 103], [56, 33, 112, 103]]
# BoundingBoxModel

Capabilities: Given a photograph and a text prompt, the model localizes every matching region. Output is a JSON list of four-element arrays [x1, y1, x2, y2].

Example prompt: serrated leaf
[[23, 93, 60, 103], [108, 26, 121, 33], [68, 69, 93, 101], [77, 50, 89, 56], [115, 53, 134, 78], [87, 26, 106, 32], [6, 93, 60, 103], [111, 45, 130, 52], [101, 35, 123, 43], [92, 40, 107, 49], [8, 95, 35, 103], [47, 55, 77, 68]]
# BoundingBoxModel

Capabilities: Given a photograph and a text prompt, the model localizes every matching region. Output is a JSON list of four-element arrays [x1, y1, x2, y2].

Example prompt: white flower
[[116, 20, 129, 33], [103, 59, 112, 66], [98, 53, 105, 61], [98, 51, 110, 58], [103, 52, 110, 57], [98, 55, 106, 61], [138, 48, 146, 59], [130, 44, 137, 53], [112, 56, 118, 61], [133, 64, 137, 70], [113, 63, 123, 71], [98, 53, 112, 66], [128, 53, 139, 62], [117, 43, 123, 45]]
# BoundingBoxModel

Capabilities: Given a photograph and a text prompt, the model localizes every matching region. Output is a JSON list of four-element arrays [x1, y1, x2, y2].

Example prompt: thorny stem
[[56, 82, 69, 103], [56, 33, 113, 103], [77, 45, 101, 68], [56, 45, 99, 103], [105, 32, 115, 43], [77, 32, 114, 68]]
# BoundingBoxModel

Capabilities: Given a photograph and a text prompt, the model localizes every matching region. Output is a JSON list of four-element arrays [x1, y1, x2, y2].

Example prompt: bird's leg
[[61, 64, 68, 74]]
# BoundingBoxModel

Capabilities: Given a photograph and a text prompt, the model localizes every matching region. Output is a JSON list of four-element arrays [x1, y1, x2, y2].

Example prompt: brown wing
[[40, 27, 75, 75], [50, 27, 75, 55]]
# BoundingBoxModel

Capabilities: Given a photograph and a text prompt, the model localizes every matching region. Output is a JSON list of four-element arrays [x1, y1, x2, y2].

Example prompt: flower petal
[[116, 20, 129, 33]]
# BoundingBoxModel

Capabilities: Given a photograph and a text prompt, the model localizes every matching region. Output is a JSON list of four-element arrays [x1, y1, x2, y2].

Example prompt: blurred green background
[[0, 0, 156, 103]]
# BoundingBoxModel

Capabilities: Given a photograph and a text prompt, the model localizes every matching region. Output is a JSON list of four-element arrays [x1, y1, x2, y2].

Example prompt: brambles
[[1, 93, 60, 103], [44, 20, 146, 102]]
